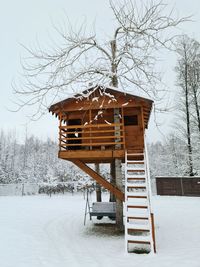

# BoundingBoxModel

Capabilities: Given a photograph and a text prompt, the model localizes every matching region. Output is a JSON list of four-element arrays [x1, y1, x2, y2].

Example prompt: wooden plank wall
[[156, 177, 200, 196], [123, 107, 144, 151]]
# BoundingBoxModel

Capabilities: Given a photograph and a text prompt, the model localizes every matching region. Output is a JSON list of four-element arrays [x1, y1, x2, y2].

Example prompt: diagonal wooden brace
[[72, 159, 124, 201]]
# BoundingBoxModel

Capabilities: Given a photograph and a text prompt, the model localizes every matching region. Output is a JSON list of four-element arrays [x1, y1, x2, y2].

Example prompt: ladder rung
[[127, 234, 151, 244], [127, 184, 146, 189], [126, 195, 147, 199], [127, 216, 149, 220], [126, 175, 146, 179], [127, 200, 148, 208], [127, 153, 144, 156], [127, 178, 146, 181], [126, 191, 147, 197], [126, 192, 147, 197], [126, 205, 148, 209], [128, 240, 151, 245], [127, 168, 145, 171], [127, 181, 146, 186], [126, 209, 149, 215], [127, 161, 144, 164], [126, 222, 150, 231], [127, 211, 149, 218]]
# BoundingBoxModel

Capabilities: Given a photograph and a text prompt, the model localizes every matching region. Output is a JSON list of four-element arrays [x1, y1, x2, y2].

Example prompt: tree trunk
[[114, 108, 124, 230], [95, 163, 102, 202], [184, 62, 194, 176], [109, 161, 116, 202], [192, 84, 200, 134], [95, 163, 103, 220], [110, 39, 124, 230], [115, 158, 124, 230]]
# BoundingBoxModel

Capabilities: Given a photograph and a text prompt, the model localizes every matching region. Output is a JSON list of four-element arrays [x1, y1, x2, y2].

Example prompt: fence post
[[21, 183, 25, 196]]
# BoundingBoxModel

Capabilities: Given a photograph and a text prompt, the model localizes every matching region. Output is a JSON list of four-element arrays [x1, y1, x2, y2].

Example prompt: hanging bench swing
[[84, 188, 116, 224], [89, 202, 116, 219]]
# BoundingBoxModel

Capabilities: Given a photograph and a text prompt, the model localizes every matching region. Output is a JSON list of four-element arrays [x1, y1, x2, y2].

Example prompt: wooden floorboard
[[58, 149, 125, 163]]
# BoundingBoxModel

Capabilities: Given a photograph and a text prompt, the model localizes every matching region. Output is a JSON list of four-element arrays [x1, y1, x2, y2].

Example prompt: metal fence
[[0, 182, 95, 196], [0, 183, 39, 196]]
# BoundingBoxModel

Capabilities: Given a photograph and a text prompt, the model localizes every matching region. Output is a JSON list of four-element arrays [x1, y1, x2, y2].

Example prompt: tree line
[[1, 128, 200, 186], [149, 134, 200, 178], [0, 130, 82, 184], [174, 35, 200, 176]]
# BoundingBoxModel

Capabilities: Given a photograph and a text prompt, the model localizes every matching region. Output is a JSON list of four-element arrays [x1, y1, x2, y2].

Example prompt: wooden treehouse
[[49, 86, 156, 253]]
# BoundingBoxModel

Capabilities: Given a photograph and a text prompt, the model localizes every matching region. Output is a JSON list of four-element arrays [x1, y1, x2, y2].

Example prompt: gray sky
[[0, 0, 200, 143]]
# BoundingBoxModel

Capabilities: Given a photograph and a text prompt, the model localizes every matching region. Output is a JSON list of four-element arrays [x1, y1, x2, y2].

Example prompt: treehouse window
[[67, 119, 82, 150], [68, 119, 82, 126], [124, 115, 138, 126]]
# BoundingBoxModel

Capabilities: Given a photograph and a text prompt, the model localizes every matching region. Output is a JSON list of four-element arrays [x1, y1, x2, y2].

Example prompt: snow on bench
[[90, 202, 116, 217]]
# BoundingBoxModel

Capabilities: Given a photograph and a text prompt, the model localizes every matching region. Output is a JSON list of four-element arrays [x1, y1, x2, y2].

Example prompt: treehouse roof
[[49, 85, 153, 128]]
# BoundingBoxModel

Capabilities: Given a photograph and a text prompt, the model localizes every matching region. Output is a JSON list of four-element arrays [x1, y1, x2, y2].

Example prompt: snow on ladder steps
[[126, 180, 146, 186], [125, 191, 147, 197], [126, 183, 147, 188], [127, 234, 151, 244], [126, 222, 150, 231], [126, 208, 149, 218], [126, 208, 149, 213], [126, 197, 148, 206], [126, 174, 146, 178]]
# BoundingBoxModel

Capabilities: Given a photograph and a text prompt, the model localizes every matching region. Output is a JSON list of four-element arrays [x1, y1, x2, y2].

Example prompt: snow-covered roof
[[49, 85, 153, 128]]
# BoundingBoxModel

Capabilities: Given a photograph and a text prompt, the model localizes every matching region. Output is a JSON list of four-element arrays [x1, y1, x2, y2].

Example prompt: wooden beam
[[60, 141, 125, 147], [60, 129, 123, 134], [58, 149, 125, 162], [60, 135, 124, 141], [59, 122, 123, 129], [72, 159, 124, 201]]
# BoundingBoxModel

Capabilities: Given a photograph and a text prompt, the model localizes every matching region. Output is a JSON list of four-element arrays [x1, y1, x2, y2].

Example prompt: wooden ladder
[[124, 150, 156, 253]]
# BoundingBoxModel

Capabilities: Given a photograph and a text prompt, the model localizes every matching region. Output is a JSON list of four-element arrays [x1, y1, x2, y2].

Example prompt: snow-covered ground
[[0, 194, 200, 267]]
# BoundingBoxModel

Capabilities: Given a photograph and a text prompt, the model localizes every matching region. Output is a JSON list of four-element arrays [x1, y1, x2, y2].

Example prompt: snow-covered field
[[0, 194, 200, 267]]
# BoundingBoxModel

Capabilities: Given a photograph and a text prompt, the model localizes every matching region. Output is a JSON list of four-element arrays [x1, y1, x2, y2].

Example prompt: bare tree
[[14, 0, 188, 119], [14, 0, 188, 229], [175, 35, 197, 176], [187, 41, 200, 135]]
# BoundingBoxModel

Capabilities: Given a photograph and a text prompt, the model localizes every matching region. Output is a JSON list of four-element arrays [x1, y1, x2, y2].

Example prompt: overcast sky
[[1, 0, 200, 143]]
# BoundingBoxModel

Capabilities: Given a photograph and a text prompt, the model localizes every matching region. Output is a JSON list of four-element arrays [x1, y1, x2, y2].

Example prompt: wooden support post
[[115, 158, 124, 230], [151, 213, 156, 253], [110, 161, 116, 202], [95, 163, 103, 220], [95, 163, 102, 202], [72, 159, 124, 201]]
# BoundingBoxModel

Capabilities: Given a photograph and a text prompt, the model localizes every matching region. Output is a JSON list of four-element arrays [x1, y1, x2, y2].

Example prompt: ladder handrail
[[144, 133, 153, 212], [144, 133, 156, 252]]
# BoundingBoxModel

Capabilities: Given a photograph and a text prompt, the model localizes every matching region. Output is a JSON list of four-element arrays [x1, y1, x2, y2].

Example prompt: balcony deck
[[58, 121, 144, 163], [58, 122, 126, 163], [59, 149, 125, 163]]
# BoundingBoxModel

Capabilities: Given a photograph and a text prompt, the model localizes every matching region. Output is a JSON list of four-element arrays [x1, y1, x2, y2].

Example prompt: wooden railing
[[59, 123, 125, 151]]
